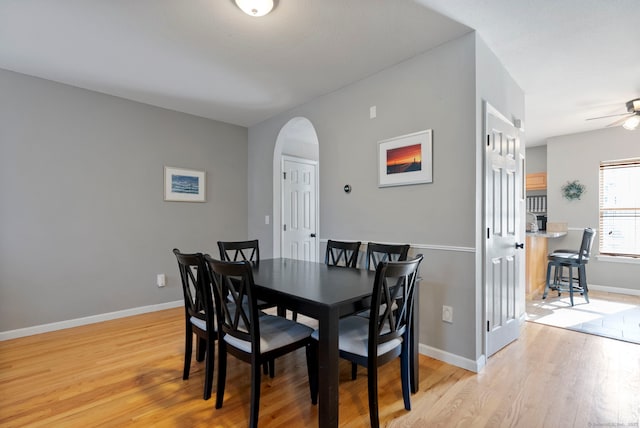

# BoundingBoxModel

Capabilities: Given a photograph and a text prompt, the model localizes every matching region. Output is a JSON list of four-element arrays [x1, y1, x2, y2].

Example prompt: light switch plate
[[442, 305, 453, 323]]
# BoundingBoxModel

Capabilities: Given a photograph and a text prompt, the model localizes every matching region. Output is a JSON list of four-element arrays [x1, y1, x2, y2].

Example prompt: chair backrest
[[325, 240, 361, 268], [218, 240, 260, 267], [578, 228, 596, 262], [369, 254, 423, 356], [204, 256, 261, 353], [365, 242, 410, 270], [173, 249, 215, 330]]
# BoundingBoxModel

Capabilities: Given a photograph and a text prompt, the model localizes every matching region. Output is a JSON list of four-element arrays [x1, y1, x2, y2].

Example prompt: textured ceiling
[[1, 0, 638, 145]]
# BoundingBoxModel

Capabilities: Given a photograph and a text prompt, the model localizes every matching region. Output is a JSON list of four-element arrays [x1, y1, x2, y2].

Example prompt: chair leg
[[351, 362, 358, 380], [196, 336, 206, 362], [306, 342, 318, 405], [268, 359, 275, 378], [249, 361, 262, 428], [215, 343, 227, 409], [400, 341, 412, 411], [183, 326, 193, 380], [580, 265, 589, 303], [367, 361, 380, 428], [543, 262, 552, 300], [203, 338, 215, 400], [568, 266, 574, 306]]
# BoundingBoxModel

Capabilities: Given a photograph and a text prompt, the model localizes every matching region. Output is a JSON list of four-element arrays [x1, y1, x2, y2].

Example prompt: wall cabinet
[[526, 172, 547, 190]]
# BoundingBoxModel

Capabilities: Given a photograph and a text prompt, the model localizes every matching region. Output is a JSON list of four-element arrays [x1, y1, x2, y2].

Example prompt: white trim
[[596, 255, 640, 265], [588, 284, 640, 296], [318, 238, 475, 254], [0, 300, 183, 341], [419, 343, 484, 373]]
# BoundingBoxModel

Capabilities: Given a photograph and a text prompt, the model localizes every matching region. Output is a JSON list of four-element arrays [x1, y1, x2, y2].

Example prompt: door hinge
[[283, 172, 287, 179], [487, 227, 490, 239], [283, 224, 287, 231], [487, 320, 490, 332], [487, 134, 490, 147]]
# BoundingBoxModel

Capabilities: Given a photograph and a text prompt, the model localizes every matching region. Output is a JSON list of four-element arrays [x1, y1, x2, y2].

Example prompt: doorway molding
[[272, 117, 319, 258]]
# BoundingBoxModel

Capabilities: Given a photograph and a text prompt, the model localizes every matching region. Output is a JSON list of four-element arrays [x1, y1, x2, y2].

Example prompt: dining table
[[251, 257, 419, 428]]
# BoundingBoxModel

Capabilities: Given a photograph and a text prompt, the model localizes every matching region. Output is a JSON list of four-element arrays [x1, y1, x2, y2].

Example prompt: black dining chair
[[365, 242, 410, 270], [204, 256, 318, 428], [173, 249, 217, 401], [543, 228, 596, 306], [311, 254, 423, 428], [360, 243, 411, 320], [325, 239, 361, 268], [218, 239, 277, 376]]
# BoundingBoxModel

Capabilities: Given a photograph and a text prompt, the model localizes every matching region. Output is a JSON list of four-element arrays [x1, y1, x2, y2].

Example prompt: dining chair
[[543, 228, 596, 306], [204, 256, 318, 428], [365, 242, 410, 270], [325, 239, 362, 378], [311, 254, 424, 428], [359, 242, 411, 321], [173, 249, 217, 401], [218, 239, 277, 376], [325, 239, 361, 268]]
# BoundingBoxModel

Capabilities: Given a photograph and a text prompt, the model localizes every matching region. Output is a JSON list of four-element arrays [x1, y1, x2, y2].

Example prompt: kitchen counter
[[525, 231, 567, 299], [526, 231, 567, 238]]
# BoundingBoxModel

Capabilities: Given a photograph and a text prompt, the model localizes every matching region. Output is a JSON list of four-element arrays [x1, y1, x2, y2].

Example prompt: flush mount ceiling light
[[235, 0, 273, 17]]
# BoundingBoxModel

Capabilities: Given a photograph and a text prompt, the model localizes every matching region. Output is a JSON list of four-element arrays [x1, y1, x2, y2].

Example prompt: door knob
[[515, 242, 524, 249], [310, 233, 316, 238]]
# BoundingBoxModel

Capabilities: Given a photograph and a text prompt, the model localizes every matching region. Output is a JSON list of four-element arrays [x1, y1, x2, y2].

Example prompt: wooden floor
[[1, 308, 639, 427]]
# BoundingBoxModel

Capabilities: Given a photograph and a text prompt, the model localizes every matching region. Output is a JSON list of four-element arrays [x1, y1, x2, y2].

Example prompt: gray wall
[[547, 126, 640, 292], [526, 145, 547, 173], [0, 69, 248, 331], [248, 32, 523, 365]]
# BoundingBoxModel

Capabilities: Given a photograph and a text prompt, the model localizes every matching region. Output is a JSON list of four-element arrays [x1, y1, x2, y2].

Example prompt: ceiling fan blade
[[606, 114, 635, 127], [586, 112, 632, 121]]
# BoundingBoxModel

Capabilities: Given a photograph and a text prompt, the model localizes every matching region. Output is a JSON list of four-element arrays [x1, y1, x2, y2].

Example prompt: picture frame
[[164, 166, 206, 202], [378, 129, 433, 187]]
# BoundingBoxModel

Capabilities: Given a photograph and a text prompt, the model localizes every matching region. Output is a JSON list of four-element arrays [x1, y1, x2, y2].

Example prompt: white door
[[485, 103, 525, 357], [282, 157, 318, 261]]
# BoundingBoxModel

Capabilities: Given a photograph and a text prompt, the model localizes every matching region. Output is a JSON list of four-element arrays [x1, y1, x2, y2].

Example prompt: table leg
[[317, 309, 339, 428]]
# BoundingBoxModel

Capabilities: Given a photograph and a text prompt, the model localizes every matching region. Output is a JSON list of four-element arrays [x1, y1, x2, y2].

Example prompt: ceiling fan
[[586, 98, 640, 130]]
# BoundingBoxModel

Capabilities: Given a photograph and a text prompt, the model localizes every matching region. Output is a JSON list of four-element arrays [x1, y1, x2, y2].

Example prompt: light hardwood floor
[[1, 308, 639, 427]]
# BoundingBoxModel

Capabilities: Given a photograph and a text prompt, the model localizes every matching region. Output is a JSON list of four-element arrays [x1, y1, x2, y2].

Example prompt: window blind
[[599, 158, 640, 257]]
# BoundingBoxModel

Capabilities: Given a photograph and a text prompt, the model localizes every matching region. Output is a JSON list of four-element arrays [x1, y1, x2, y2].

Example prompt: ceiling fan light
[[622, 115, 640, 131], [235, 0, 273, 17]]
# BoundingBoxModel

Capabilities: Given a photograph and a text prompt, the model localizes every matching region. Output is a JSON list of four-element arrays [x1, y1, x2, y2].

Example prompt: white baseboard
[[588, 284, 640, 296], [0, 300, 183, 341], [419, 343, 483, 373]]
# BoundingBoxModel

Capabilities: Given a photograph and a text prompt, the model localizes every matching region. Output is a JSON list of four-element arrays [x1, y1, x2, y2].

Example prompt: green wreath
[[561, 180, 585, 201]]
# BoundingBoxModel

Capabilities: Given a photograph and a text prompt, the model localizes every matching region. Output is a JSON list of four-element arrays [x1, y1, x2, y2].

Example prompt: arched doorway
[[272, 117, 320, 259]]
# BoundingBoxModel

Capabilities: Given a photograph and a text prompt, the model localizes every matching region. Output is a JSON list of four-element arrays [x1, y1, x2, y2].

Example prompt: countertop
[[526, 231, 567, 238]]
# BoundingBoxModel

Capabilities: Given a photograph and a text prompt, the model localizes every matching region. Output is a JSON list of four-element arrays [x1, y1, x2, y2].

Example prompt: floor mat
[[526, 291, 640, 344]]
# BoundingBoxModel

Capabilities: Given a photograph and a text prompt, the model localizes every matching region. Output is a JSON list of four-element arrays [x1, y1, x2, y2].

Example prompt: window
[[599, 158, 640, 257]]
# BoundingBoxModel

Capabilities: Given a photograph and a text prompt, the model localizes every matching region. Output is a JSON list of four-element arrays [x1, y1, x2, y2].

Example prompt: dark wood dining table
[[251, 258, 419, 428]]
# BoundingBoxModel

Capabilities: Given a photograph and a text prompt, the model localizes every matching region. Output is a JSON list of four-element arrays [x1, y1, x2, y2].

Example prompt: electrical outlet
[[442, 305, 453, 323], [157, 273, 166, 288]]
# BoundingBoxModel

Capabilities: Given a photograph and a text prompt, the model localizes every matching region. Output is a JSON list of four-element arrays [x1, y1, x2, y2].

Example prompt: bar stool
[[543, 228, 596, 306]]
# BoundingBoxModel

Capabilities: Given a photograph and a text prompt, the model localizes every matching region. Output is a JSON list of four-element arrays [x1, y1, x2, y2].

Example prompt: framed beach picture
[[378, 130, 433, 187], [164, 166, 206, 202]]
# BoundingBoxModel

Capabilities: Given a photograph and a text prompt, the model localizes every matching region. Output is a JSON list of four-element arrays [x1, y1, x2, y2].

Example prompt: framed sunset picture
[[378, 130, 433, 187]]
